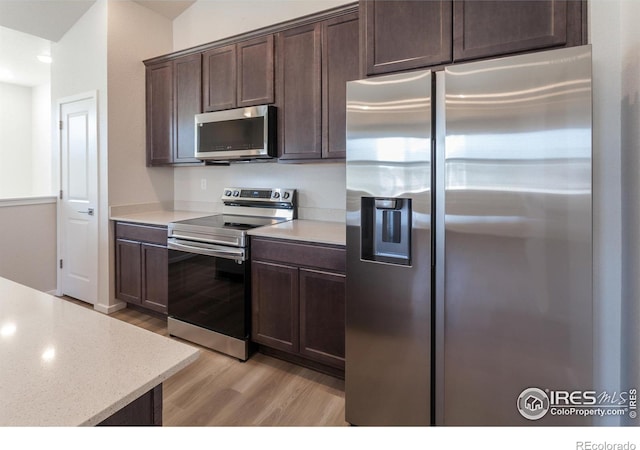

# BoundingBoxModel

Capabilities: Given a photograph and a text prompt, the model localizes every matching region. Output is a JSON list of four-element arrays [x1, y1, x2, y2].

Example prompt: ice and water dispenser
[[360, 197, 412, 266]]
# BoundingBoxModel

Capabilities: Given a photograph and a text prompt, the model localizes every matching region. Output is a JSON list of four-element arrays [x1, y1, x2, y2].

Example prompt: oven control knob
[[224, 190, 232, 197], [233, 190, 240, 197], [283, 191, 290, 200], [272, 191, 280, 199]]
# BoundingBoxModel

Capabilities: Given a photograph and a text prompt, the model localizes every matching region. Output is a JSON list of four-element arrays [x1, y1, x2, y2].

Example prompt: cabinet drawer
[[251, 238, 345, 273], [115, 222, 167, 246]]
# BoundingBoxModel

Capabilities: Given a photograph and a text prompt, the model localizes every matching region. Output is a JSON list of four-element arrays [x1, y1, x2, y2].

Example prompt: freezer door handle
[[434, 70, 447, 425]]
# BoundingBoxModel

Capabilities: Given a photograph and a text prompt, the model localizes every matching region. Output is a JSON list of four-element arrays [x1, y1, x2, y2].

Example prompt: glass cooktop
[[174, 214, 285, 231]]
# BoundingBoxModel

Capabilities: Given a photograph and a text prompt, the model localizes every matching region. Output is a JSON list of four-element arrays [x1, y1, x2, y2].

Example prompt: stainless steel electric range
[[166, 187, 296, 360]]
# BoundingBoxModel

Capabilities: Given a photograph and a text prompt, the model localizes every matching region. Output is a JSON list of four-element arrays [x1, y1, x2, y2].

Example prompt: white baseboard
[[94, 301, 127, 315]]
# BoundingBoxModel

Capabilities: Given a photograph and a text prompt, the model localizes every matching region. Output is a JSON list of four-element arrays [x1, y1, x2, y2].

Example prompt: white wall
[[0, 82, 33, 198], [0, 81, 52, 198], [31, 82, 52, 196], [0, 201, 57, 292], [173, 0, 353, 51], [107, 0, 173, 209], [172, 0, 352, 220]]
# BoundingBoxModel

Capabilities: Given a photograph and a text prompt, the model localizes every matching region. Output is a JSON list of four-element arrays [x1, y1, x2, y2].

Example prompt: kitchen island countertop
[[248, 219, 346, 246], [0, 277, 199, 426]]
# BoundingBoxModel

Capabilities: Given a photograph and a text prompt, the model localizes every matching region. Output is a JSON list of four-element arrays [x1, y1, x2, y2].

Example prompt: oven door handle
[[167, 238, 246, 262]]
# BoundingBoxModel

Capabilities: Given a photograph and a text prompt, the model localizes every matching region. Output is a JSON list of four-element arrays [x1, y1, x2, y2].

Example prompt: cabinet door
[[237, 35, 275, 107], [141, 243, 168, 314], [322, 12, 359, 159], [203, 44, 236, 112], [115, 239, 141, 304], [276, 23, 322, 160], [453, 0, 583, 62], [299, 269, 346, 369], [145, 61, 173, 165], [173, 53, 202, 163], [251, 260, 299, 353], [361, 0, 452, 76]]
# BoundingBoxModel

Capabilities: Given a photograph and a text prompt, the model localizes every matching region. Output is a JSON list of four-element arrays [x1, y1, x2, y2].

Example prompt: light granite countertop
[[110, 210, 211, 227], [0, 277, 199, 426], [248, 219, 346, 246]]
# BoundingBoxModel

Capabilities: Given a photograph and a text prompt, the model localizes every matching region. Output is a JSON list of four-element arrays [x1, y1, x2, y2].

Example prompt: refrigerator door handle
[[434, 70, 447, 425]]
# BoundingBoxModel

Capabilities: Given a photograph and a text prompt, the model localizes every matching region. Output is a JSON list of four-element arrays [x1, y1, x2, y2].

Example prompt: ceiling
[[0, 27, 51, 87], [0, 0, 195, 88], [0, 1, 97, 42], [133, 1, 196, 21]]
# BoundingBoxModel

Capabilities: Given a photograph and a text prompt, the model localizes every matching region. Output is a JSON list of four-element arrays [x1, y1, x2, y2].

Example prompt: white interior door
[[58, 93, 98, 304]]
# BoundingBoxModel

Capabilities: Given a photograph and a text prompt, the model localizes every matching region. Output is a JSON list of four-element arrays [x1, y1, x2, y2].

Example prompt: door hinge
[[59, 120, 63, 130], [59, 190, 63, 200], [59, 259, 63, 269]]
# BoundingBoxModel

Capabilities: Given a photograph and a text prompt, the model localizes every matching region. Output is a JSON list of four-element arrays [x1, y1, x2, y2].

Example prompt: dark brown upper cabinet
[[237, 36, 275, 107], [145, 53, 201, 166], [360, 0, 453, 76], [276, 23, 323, 160], [145, 61, 173, 165], [203, 35, 274, 112], [173, 53, 202, 164], [453, 0, 586, 62], [322, 12, 359, 159], [202, 44, 236, 112], [277, 11, 359, 161], [360, 0, 586, 77]]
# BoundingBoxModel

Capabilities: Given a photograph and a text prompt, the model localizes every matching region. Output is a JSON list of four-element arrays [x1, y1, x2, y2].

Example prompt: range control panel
[[221, 187, 296, 204]]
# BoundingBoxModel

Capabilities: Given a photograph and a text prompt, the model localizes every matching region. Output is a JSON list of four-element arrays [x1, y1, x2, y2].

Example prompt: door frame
[[55, 91, 99, 301]]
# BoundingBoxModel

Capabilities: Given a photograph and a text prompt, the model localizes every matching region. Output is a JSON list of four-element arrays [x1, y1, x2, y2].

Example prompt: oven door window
[[168, 250, 249, 339]]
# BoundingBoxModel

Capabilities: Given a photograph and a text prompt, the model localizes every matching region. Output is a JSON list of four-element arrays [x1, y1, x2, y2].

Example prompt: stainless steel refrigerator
[[345, 45, 593, 426]]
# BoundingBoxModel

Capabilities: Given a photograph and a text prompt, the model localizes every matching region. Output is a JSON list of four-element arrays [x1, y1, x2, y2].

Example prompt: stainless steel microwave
[[194, 105, 276, 162]]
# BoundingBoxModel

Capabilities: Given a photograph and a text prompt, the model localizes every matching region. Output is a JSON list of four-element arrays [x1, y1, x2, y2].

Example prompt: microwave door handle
[[168, 239, 245, 261]]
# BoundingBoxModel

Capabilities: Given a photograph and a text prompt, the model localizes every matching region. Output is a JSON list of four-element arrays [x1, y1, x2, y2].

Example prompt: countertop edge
[[249, 232, 345, 247], [80, 349, 200, 426], [110, 210, 212, 227]]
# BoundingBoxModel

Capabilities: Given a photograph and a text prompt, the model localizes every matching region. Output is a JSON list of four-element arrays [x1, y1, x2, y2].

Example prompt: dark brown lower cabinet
[[251, 238, 346, 376], [115, 239, 142, 303], [115, 222, 168, 315], [98, 385, 162, 426], [251, 261, 299, 353], [299, 268, 346, 368]]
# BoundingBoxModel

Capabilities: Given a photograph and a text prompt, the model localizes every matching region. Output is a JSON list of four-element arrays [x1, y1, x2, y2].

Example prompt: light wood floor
[[63, 297, 348, 426]]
